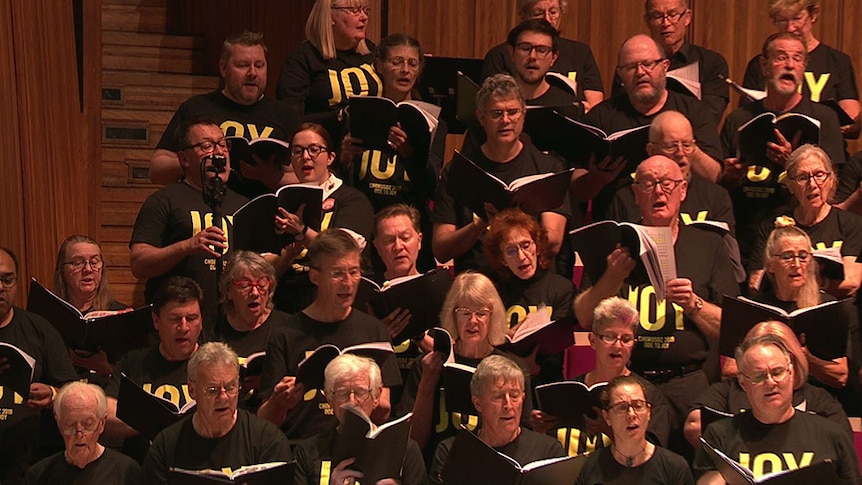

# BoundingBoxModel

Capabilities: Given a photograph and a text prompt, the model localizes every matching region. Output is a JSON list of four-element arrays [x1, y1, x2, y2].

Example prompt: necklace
[[611, 443, 647, 468]]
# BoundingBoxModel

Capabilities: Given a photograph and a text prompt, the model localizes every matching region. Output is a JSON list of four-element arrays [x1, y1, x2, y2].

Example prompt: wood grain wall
[[0, 0, 101, 305]]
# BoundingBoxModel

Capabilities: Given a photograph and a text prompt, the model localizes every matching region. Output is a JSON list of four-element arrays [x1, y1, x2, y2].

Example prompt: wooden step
[[103, 70, 219, 90], [103, 31, 201, 50], [104, 83, 214, 110], [102, 44, 203, 73], [102, 4, 167, 33], [102, 108, 173, 125]]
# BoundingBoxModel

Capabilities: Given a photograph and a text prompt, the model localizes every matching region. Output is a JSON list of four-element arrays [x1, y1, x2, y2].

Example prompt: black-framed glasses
[[790, 171, 830, 186], [60, 416, 102, 436], [632, 178, 684, 194], [742, 365, 791, 385], [657, 140, 696, 155], [594, 332, 636, 346], [332, 5, 370, 15], [608, 399, 650, 414], [773, 250, 810, 265], [0, 274, 18, 289], [63, 257, 104, 273], [290, 144, 328, 158], [201, 382, 240, 398], [183, 138, 228, 152], [646, 10, 689, 24], [617, 58, 666, 74], [503, 240, 535, 259], [329, 387, 372, 402], [515, 42, 554, 58], [486, 108, 523, 121]]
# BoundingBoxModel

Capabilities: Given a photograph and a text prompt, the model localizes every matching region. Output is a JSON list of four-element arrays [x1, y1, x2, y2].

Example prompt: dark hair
[[307, 229, 360, 269], [152, 276, 204, 315], [291, 122, 334, 151], [599, 374, 647, 410], [374, 33, 424, 71], [175, 116, 221, 151], [0, 247, 18, 273], [374, 204, 421, 238], [220, 31, 267, 64], [506, 19, 560, 52], [761, 31, 808, 62], [482, 208, 551, 278]]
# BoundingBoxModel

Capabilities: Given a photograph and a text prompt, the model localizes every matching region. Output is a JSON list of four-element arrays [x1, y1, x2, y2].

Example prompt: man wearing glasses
[[25, 382, 141, 484], [575, 155, 738, 454], [572, 34, 722, 222], [143, 342, 291, 484], [149, 31, 300, 197], [131, 118, 248, 332], [0, 247, 78, 484], [610, 0, 730, 124], [694, 335, 861, 484], [720, 32, 843, 271], [257, 230, 401, 440], [506, 19, 579, 112]]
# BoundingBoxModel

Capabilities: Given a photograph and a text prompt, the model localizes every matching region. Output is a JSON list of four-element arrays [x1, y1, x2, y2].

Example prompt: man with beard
[[610, 0, 730, 124], [571, 34, 722, 222], [507, 19, 579, 110], [720, 32, 843, 269], [149, 31, 300, 198]]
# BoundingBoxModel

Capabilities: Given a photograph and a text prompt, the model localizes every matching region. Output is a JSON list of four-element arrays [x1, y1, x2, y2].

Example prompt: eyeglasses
[[768, 52, 806, 65], [594, 333, 636, 346], [503, 240, 535, 259], [232, 278, 271, 294], [386, 57, 420, 70], [608, 399, 651, 414], [0, 274, 18, 289], [646, 10, 689, 24], [60, 417, 102, 436], [329, 387, 372, 402], [772, 10, 809, 27], [617, 58, 666, 74], [529, 7, 561, 20], [773, 250, 810, 265], [488, 389, 524, 405], [742, 365, 791, 385], [454, 307, 492, 321], [657, 140, 696, 155], [790, 171, 830, 185], [200, 382, 240, 398], [63, 257, 103, 273], [485, 108, 523, 121], [332, 5, 370, 15], [326, 267, 362, 281], [290, 144, 328, 158], [632, 178, 685, 194], [515, 42, 554, 58], [183, 138, 228, 153]]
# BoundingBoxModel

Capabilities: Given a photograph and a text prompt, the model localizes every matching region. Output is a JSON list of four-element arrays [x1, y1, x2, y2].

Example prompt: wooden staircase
[[100, 0, 219, 306]]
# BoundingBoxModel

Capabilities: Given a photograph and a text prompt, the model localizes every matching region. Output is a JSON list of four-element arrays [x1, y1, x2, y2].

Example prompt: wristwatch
[[295, 225, 308, 241]]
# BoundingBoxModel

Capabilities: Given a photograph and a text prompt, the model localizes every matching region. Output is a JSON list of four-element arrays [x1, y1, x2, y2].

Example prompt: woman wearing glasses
[[272, 122, 374, 313], [277, 0, 380, 142], [482, 208, 574, 385], [532, 297, 672, 456], [576, 375, 693, 484], [396, 271, 532, 464], [341, 34, 445, 274], [749, 145, 862, 298]]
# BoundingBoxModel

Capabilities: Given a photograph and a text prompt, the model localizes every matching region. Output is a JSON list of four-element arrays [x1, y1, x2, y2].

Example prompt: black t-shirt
[[606, 175, 736, 233], [692, 378, 852, 437], [258, 310, 401, 440], [272, 180, 375, 314], [130, 181, 248, 332], [836, 150, 862, 203], [575, 445, 694, 485], [276, 40, 381, 141], [432, 142, 572, 272], [429, 428, 565, 485], [693, 411, 862, 484], [142, 409, 292, 485], [611, 41, 730, 124], [583, 91, 722, 221], [25, 448, 142, 485], [292, 426, 426, 485], [743, 43, 859, 106], [720, 97, 844, 266], [481, 38, 605, 101], [749, 207, 862, 270], [211, 309, 292, 359]]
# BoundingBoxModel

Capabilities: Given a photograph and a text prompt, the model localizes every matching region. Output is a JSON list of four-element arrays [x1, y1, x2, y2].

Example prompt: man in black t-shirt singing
[[149, 32, 300, 197]]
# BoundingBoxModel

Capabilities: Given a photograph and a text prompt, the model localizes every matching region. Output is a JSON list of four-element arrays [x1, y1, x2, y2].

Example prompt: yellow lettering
[[783, 452, 813, 470], [638, 285, 666, 332], [303, 388, 318, 401], [435, 390, 449, 433], [247, 125, 274, 140], [393, 339, 412, 353], [680, 211, 709, 224], [752, 453, 783, 477], [568, 72, 577, 83], [319, 460, 331, 485], [220, 120, 244, 138], [191, 211, 204, 236], [452, 411, 479, 430], [746, 166, 772, 182], [505, 305, 528, 330], [370, 151, 397, 180], [14, 392, 23, 405], [321, 212, 334, 231], [804, 72, 830, 103], [739, 452, 750, 469], [814, 240, 843, 250], [152, 384, 181, 408], [341, 67, 371, 98], [328, 70, 343, 106]]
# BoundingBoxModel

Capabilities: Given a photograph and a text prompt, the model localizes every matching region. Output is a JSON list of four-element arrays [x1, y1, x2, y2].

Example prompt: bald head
[[647, 111, 696, 177], [636, 154, 683, 180], [618, 34, 666, 66]]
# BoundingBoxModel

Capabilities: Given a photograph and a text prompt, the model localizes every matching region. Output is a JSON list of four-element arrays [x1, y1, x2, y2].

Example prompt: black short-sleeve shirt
[[25, 448, 142, 485]]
